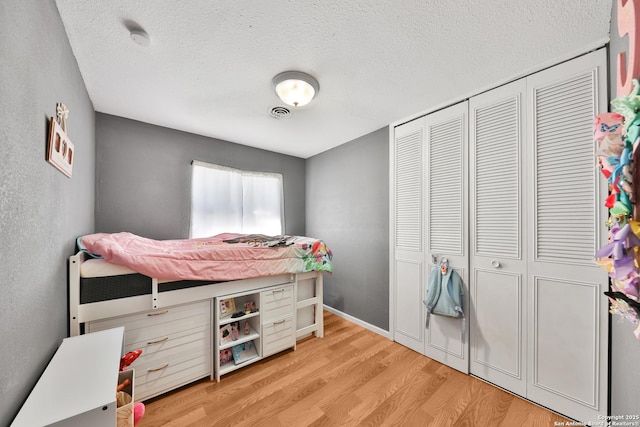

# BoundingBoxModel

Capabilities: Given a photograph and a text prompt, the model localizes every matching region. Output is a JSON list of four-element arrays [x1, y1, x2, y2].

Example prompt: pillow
[[76, 235, 103, 259]]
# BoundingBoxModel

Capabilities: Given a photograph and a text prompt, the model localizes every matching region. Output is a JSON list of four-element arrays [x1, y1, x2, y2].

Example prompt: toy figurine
[[231, 322, 239, 340]]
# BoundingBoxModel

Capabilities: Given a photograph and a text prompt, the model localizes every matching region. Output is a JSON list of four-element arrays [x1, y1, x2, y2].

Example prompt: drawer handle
[[148, 363, 169, 372], [272, 289, 285, 294], [147, 310, 169, 317], [147, 336, 169, 345], [273, 320, 286, 325]]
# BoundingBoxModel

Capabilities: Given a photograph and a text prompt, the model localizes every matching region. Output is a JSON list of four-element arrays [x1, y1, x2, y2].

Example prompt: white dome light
[[272, 71, 319, 107]]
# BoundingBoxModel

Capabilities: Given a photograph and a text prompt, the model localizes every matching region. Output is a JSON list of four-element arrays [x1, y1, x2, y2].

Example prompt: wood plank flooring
[[137, 311, 570, 427]]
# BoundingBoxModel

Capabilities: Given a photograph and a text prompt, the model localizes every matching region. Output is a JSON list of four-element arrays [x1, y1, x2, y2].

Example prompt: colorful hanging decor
[[594, 79, 640, 339]]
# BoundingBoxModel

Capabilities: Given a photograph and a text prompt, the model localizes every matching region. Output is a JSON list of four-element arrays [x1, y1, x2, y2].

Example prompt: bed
[[69, 232, 333, 336], [69, 232, 333, 395]]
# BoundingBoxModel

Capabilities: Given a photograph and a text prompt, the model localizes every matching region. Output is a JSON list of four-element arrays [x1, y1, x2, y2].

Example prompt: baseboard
[[323, 304, 392, 340]]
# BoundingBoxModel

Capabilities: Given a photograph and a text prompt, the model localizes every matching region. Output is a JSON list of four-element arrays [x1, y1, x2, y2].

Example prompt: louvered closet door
[[469, 80, 527, 396], [392, 118, 425, 354], [424, 101, 469, 373], [526, 49, 608, 422]]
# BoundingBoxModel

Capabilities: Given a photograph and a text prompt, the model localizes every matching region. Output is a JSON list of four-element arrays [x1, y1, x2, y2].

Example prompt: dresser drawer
[[86, 300, 212, 400], [262, 316, 295, 357], [133, 333, 210, 382], [133, 347, 211, 401], [125, 323, 210, 360], [131, 326, 210, 400], [87, 300, 211, 346], [261, 285, 294, 321]]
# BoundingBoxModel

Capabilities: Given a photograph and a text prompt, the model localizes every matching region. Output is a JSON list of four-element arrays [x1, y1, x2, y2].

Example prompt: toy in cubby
[[220, 348, 234, 365], [118, 350, 145, 426]]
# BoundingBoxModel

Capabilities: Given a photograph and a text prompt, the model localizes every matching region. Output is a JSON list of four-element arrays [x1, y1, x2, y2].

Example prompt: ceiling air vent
[[269, 106, 291, 119]]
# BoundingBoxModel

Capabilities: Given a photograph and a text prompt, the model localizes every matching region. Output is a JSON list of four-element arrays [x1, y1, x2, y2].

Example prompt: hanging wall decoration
[[595, 79, 640, 340], [595, 0, 640, 340], [46, 102, 74, 178]]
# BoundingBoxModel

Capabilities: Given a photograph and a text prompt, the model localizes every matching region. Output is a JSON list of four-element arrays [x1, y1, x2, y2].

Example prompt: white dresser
[[87, 300, 211, 401]]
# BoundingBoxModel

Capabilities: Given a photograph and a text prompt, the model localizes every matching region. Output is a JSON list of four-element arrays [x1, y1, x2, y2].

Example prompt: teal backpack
[[423, 260, 465, 332]]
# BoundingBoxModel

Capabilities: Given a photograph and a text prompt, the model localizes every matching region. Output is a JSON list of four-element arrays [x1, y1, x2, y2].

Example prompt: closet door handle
[[491, 260, 502, 269], [147, 336, 169, 345]]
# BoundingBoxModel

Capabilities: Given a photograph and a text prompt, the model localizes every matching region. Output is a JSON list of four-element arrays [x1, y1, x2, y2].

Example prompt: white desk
[[12, 327, 124, 427]]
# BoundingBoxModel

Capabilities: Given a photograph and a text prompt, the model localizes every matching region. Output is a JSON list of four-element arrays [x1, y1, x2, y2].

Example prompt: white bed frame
[[69, 251, 324, 338]]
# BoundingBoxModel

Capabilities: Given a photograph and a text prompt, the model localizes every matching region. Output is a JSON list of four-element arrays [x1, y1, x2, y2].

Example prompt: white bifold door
[[469, 78, 528, 396], [392, 102, 469, 373], [393, 48, 608, 422], [392, 118, 426, 355], [469, 49, 609, 422], [423, 102, 469, 373]]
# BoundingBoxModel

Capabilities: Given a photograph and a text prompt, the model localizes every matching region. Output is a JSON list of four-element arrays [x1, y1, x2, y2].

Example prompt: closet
[[391, 49, 608, 422]]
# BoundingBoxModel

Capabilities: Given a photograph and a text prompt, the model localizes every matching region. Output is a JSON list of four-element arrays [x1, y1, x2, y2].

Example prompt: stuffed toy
[[134, 402, 145, 425]]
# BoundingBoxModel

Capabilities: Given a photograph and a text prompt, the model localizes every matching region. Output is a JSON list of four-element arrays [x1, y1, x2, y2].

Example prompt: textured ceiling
[[54, 0, 612, 159]]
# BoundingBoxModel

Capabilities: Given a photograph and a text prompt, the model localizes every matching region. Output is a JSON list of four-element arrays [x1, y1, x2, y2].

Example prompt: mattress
[[79, 259, 215, 304]]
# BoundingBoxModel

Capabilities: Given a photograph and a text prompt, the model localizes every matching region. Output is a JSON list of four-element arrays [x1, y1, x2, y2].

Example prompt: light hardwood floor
[[138, 311, 570, 427]]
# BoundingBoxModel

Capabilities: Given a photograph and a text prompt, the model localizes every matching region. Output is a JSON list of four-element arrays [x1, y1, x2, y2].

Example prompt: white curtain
[[190, 161, 284, 238], [242, 171, 284, 234]]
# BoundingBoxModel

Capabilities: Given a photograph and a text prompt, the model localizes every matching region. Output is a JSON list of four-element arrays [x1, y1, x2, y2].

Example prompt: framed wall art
[[46, 102, 74, 178]]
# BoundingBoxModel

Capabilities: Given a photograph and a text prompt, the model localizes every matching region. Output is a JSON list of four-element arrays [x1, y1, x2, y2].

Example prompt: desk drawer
[[261, 285, 294, 321]]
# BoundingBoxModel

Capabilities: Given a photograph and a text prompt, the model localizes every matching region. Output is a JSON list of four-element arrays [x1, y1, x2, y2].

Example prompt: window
[[190, 160, 284, 238]]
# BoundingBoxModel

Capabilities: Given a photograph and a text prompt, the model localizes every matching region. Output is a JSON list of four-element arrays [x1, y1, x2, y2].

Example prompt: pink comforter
[[80, 232, 333, 281]]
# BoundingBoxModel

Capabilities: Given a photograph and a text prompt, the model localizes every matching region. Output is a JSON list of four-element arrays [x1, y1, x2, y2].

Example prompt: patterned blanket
[[80, 232, 333, 281]]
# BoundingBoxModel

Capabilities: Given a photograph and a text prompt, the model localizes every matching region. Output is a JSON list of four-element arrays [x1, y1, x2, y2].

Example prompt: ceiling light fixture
[[272, 71, 319, 107]]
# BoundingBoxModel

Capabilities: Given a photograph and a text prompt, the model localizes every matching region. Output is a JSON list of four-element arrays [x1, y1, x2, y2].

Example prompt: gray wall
[[0, 1, 95, 424], [608, 2, 640, 416], [306, 127, 389, 330], [95, 113, 306, 239]]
